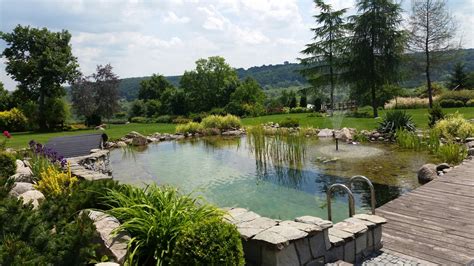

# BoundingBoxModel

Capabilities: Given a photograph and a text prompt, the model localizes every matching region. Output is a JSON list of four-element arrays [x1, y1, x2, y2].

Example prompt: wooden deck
[[376, 159, 474, 265]]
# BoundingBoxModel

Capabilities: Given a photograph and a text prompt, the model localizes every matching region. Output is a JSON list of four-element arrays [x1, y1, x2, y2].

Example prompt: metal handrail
[[327, 184, 355, 222], [349, 175, 376, 215]]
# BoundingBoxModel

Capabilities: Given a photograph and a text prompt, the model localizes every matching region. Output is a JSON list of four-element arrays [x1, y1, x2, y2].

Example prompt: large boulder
[[417, 164, 438, 184], [84, 210, 130, 264], [9, 182, 35, 197], [19, 190, 45, 209], [335, 127, 353, 142], [115, 141, 127, 147], [130, 132, 147, 146], [11, 160, 34, 183], [318, 128, 334, 138]]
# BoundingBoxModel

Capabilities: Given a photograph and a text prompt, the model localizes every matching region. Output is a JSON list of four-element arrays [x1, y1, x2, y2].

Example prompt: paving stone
[[237, 216, 277, 240], [279, 220, 322, 235], [265, 224, 308, 241], [253, 230, 289, 249], [295, 216, 333, 229], [353, 214, 386, 225]]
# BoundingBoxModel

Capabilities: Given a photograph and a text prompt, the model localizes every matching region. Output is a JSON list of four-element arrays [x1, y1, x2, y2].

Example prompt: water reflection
[[111, 136, 433, 222]]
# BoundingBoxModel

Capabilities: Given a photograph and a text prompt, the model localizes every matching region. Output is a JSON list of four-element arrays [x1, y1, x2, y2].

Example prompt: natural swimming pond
[[110, 136, 437, 222]]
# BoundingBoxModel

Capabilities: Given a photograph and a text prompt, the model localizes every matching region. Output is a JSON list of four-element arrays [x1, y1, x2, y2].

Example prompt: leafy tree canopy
[[138, 74, 174, 101]]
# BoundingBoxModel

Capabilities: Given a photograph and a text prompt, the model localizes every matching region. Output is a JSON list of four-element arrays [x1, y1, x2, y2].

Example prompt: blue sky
[[0, 0, 473, 90]]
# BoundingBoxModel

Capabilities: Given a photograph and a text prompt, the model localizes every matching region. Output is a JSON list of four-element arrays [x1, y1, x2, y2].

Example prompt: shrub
[[175, 122, 203, 134], [307, 112, 323, 118], [130, 116, 148, 123], [0, 197, 100, 265], [378, 110, 416, 135], [345, 111, 372, 118], [289, 107, 311, 113], [438, 90, 474, 105], [170, 218, 244, 266], [466, 99, 474, 107], [434, 113, 474, 141], [280, 117, 300, 128], [436, 143, 468, 164], [189, 112, 208, 123], [428, 104, 445, 128], [0, 108, 28, 132], [34, 165, 78, 197], [155, 115, 173, 123], [104, 185, 223, 265], [439, 99, 465, 108], [0, 152, 16, 179], [172, 116, 192, 124], [201, 115, 242, 130]]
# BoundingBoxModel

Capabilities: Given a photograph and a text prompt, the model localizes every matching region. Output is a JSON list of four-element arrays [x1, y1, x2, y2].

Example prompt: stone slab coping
[[329, 227, 355, 241], [333, 221, 368, 236], [352, 214, 387, 225]]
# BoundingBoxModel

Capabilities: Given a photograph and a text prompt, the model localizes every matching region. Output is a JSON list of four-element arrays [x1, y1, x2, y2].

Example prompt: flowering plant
[[0, 130, 11, 150], [28, 140, 68, 179]]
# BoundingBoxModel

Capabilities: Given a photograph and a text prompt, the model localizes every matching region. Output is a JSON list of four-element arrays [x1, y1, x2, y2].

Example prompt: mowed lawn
[[5, 107, 474, 149]]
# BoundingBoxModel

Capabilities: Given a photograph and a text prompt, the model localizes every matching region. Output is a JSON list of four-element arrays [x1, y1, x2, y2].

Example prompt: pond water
[[110, 137, 437, 222]]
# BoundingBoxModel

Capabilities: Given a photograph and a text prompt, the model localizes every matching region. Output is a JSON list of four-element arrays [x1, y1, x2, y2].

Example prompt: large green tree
[[138, 74, 174, 101], [300, 0, 348, 110], [447, 62, 468, 90], [0, 25, 79, 130], [180, 56, 239, 113], [0, 82, 11, 111], [71, 64, 119, 125], [348, 0, 405, 117], [408, 0, 457, 107], [225, 77, 266, 116]]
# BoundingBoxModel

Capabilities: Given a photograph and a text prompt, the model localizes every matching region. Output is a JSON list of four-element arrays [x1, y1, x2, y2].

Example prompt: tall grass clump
[[247, 125, 306, 169], [201, 114, 241, 130], [437, 143, 468, 164], [434, 113, 474, 141], [395, 129, 424, 151], [104, 184, 243, 265], [175, 122, 203, 134], [384, 97, 432, 109]]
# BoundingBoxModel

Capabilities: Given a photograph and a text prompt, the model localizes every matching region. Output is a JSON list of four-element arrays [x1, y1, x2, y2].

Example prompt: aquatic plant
[[436, 143, 467, 164], [104, 184, 226, 265], [395, 129, 424, 151], [201, 114, 241, 130], [247, 125, 307, 170]]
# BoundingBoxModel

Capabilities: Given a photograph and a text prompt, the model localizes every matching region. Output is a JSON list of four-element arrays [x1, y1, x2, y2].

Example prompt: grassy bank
[[5, 107, 474, 149]]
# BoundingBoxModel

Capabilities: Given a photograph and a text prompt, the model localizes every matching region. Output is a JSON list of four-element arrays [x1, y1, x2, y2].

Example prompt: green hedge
[[438, 90, 474, 105]]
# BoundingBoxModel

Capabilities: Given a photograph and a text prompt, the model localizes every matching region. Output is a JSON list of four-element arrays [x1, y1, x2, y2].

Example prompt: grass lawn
[[5, 107, 474, 149]]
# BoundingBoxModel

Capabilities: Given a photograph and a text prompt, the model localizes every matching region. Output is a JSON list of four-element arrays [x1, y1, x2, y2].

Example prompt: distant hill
[[116, 48, 474, 100]]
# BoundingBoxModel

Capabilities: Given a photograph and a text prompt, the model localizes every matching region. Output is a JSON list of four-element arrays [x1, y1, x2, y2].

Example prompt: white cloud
[[163, 11, 190, 24], [0, 0, 473, 91]]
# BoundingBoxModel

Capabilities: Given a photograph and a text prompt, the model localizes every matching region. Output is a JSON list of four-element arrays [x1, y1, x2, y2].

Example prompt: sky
[[0, 0, 473, 90]]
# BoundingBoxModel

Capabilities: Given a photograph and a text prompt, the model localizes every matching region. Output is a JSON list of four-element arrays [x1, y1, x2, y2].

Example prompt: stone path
[[376, 159, 474, 265]]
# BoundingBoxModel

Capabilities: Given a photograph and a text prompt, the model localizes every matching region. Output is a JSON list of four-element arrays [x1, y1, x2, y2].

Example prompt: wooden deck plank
[[376, 159, 474, 265]]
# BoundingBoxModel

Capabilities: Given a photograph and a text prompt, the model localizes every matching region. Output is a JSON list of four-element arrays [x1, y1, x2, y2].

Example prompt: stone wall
[[68, 149, 112, 181], [224, 208, 386, 265]]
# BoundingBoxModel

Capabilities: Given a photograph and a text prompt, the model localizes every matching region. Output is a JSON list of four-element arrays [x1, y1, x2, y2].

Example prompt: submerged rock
[[417, 164, 438, 184]]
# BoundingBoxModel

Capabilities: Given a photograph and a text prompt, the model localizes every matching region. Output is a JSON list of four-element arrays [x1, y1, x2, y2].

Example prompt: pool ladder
[[326, 175, 376, 222]]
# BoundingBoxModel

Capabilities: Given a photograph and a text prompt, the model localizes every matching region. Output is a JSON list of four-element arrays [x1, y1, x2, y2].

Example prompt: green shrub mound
[[280, 117, 300, 128], [104, 185, 243, 265], [439, 99, 464, 108], [0, 152, 16, 179], [170, 218, 244, 266], [428, 104, 445, 128], [378, 110, 415, 135], [467, 99, 474, 107], [176, 122, 203, 134], [434, 113, 474, 141], [0, 108, 28, 132], [438, 90, 474, 105]]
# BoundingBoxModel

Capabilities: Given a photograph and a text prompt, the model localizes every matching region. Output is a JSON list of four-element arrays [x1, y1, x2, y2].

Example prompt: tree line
[[299, 0, 461, 117]]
